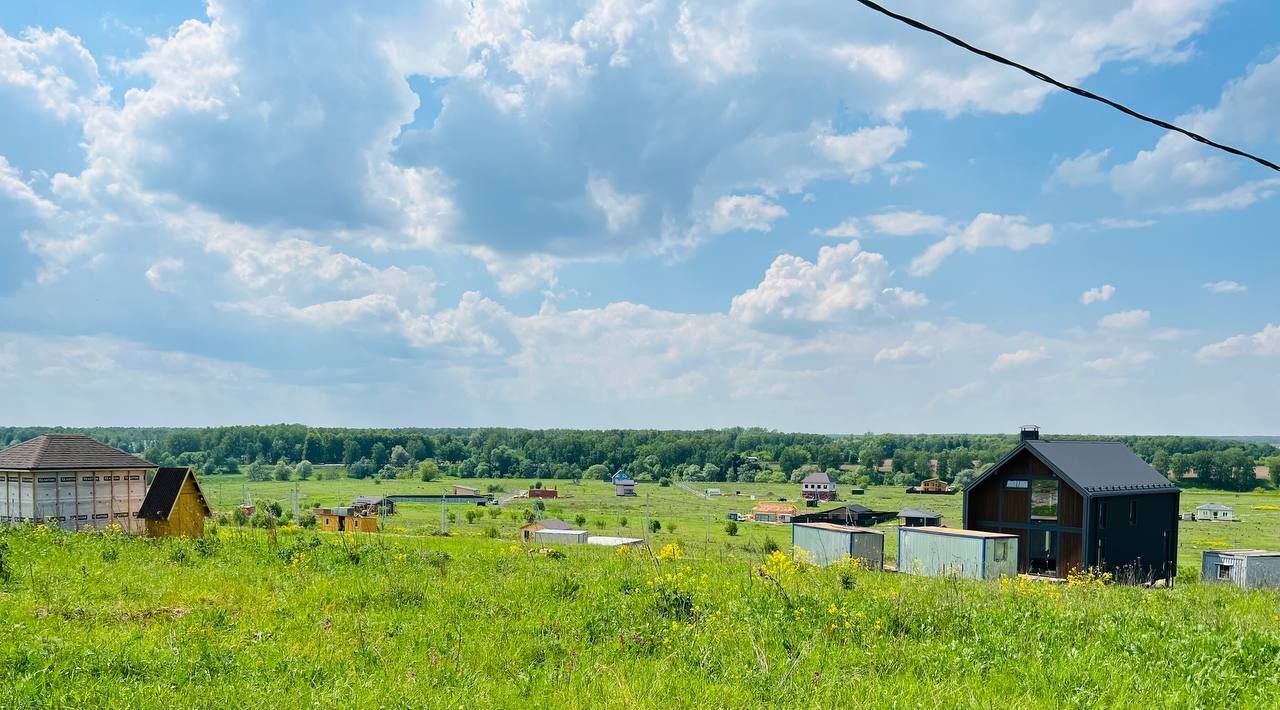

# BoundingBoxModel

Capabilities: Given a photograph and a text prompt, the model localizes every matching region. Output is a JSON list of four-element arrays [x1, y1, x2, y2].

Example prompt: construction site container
[[898, 527, 1017, 580], [791, 522, 884, 568]]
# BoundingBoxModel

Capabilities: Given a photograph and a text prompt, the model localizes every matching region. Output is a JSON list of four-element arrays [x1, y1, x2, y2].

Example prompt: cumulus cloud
[[811, 218, 861, 238], [1081, 284, 1116, 305], [910, 213, 1053, 276], [991, 347, 1048, 371], [1202, 280, 1247, 294], [1196, 324, 1280, 361], [1046, 149, 1109, 190], [707, 195, 787, 234], [730, 240, 921, 330], [1086, 348, 1155, 375], [1110, 55, 1280, 209], [874, 340, 934, 364], [864, 210, 948, 236], [1098, 309, 1151, 330]]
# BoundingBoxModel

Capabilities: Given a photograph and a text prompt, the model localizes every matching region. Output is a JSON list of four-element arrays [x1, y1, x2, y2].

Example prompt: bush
[[0, 539, 11, 582], [658, 477, 672, 487], [232, 507, 249, 526], [298, 510, 317, 529], [484, 526, 498, 538], [667, 523, 677, 534], [486, 484, 505, 493], [487, 507, 502, 519], [650, 520, 661, 533], [574, 514, 587, 527], [725, 521, 738, 536], [465, 509, 481, 524], [762, 537, 780, 555]]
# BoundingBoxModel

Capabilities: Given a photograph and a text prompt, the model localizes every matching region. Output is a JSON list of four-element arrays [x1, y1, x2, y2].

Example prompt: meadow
[[1, 521, 1279, 708], [200, 474, 1280, 575]]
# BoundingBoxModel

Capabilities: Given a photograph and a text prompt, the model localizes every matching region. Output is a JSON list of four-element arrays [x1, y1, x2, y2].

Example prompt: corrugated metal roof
[[898, 508, 941, 519], [521, 518, 573, 531], [901, 527, 1014, 539], [794, 522, 882, 535], [1196, 503, 1233, 510], [800, 471, 832, 484], [753, 502, 798, 514], [1024, 440, 1178, 496], [0, 434, 154, 471]]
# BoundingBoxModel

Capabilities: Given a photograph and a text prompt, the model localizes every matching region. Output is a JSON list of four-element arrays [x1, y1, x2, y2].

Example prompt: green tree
[[273, 458, 292, 482], [778, 446, 811, 476], [649, 519, 661, 533], [1151, 449, 1171, 476], [295, 460, 313, 480], [371, 442, 388, 471], [341, 438, 360, 467], [585, 464, 611, 481], [389, 445, 411, 468], [725, 520, 738, 536], [574, 514, 587, 527], [418, 460, 442, 481], [246, 460, 269, 482]]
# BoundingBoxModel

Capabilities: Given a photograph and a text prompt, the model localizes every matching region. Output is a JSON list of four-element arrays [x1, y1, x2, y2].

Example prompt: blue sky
[[0, 0, 1277, 434]]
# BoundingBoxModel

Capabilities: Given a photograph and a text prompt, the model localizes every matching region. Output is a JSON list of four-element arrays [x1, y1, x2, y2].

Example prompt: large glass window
[[1031, 479, 1058, 522], [1029, 529, 1057, 576]]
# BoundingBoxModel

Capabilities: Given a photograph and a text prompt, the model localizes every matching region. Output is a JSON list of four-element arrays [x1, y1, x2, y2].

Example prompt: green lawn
[[200, 474, 1280, 576], [1, 524, 1278, 708]]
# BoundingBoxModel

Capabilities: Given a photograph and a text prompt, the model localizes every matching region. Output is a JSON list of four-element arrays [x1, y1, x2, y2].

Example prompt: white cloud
[[1202, 280, 1247, 294], [911, 214, 1053, 276], [1046, 149, 1109, 190], [1085, 348, 1154, 375], [1081, 284, 1116, 305], [145, 258, 185, 293], [814, 125, 910, 180], [874, 340, 934, 364], [991, 347, 1048, 371], [1110, 56, 1280, 208], [811, 218, 861, 239], [587, 174, 645, 234], [1098, 309, 1151, 330], [881, 287, 928, 309], [1197, 324, 1280, 361], [730, 240, 916, 329], [865, 210, 948, 236], [708, 195, 787, 234]]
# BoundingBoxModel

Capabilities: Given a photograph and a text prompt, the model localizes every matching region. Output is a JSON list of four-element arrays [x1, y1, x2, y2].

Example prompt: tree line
[[2, 426, 1274, 490]]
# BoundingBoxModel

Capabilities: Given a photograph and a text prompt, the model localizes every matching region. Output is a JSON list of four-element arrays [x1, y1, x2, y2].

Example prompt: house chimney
[[1020, 425, 1040, 441]]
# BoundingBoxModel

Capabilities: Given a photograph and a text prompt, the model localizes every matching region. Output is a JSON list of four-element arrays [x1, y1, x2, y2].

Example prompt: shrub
[[620, 517, 629, 528], [484, 526, 498, 539], [487, 507, 502, 519], [0, 539, 11, 582], [232, 507, 249, 526], [574, 514, 587, 527], [486, 484, 505, 493], [465, 509, 481, 524], [762, 537, 780, 555], [667, 523, 677, 534], [725, 521, 738, 536], [650, 520, 661, 533], [298, 510, 317, 529], [447, 511, 457, 524], [658, 477, 672, 487]]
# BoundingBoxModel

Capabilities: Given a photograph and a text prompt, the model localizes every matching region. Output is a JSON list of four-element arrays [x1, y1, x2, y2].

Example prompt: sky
[[0, 0, 1277, 434]]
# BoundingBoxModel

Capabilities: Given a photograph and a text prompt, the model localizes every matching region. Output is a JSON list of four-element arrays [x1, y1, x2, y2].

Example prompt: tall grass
[[0, 525, 1276, 708]]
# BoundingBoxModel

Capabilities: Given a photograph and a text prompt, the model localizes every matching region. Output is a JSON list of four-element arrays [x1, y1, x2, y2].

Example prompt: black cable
[[853, 0, 1280, 173]]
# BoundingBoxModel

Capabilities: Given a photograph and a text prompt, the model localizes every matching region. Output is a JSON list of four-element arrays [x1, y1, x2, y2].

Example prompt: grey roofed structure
[[352, 495, 390, 506], [1016, 440, 1178, 496], [1197, 503, 1232, 511], [800, 471, 832, 484], [532, 518, 573, 530], [899, 508, 941, 520], [0, 434, 154, 471]]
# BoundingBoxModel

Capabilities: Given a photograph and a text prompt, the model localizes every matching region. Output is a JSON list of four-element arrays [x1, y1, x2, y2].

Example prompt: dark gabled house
[[899, 508, 942, 527], [963, 426, 1180, 584], [793, 503, 896, 527]]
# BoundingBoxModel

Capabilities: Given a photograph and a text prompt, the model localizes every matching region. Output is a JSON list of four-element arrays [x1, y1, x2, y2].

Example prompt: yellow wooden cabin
[[137, 467, 212, 538], [316, 507, 379, 533]]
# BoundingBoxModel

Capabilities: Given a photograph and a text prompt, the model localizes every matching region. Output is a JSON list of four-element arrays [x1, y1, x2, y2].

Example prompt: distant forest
[[2, 426, 1277, 492]]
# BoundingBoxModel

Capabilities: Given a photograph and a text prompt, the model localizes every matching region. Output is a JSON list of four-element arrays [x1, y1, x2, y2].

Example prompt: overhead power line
[[852, 0, 1280, 173]]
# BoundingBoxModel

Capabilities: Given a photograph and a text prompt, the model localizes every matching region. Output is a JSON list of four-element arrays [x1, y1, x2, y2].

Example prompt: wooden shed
[[899, 508, 942, 527], [351, 495, 396, 516], [751, 502, 797, 524], [520, 518, 572, 541], [315, 507, 379, 533], [963, 426, 1180, 583], [0, 434, 153, 533], [793, 503, 896, 527], [792, 522, 883, 568], [137, 467, 211, 538]]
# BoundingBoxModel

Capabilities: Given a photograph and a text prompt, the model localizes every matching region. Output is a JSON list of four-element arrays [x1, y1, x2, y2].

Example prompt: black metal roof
[[1022, 440, 1178, 496], [137, 467, 212, 520], [899, 508, 941, 519], [0, 434, 154, 471]]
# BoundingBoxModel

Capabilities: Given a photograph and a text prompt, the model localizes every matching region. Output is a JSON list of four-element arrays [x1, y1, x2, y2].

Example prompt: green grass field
[[201, 474, 1280, 575], [1, 523, 1278, 708]]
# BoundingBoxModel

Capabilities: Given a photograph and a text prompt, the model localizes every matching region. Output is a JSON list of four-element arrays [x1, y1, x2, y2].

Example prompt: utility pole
[[441, 496, 447, 533], [645, 494, 651, 545]]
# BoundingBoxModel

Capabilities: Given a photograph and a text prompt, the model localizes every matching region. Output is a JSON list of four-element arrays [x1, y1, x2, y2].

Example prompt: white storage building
[[897, 527, 1017, 580], [791, 522, 883, 568], [0, 434, 154, 533], [532, 528, 589, 545]]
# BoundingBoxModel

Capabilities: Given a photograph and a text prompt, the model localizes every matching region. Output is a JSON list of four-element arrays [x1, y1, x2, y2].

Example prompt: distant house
[[792, 522, 883, 568], [963, 426, 1180, 583], [315, 507, 378, 534], [351, 495, 396, 516], [705, 488, 722, 497], [1202, 549, 1280, 589], [520, 518, 572, 542], [907, 477, 955, 495], [613, 471, 636, 497], [452, 485, 480, 496], [137, 467, 212, 538], [751, 502, 797, 524], [793, 503, 896, 527], [1195, 503, 1234, 522], [800, 471, 837, 501], [899, 508, 942, 528], [528, 487, 559, 499]]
